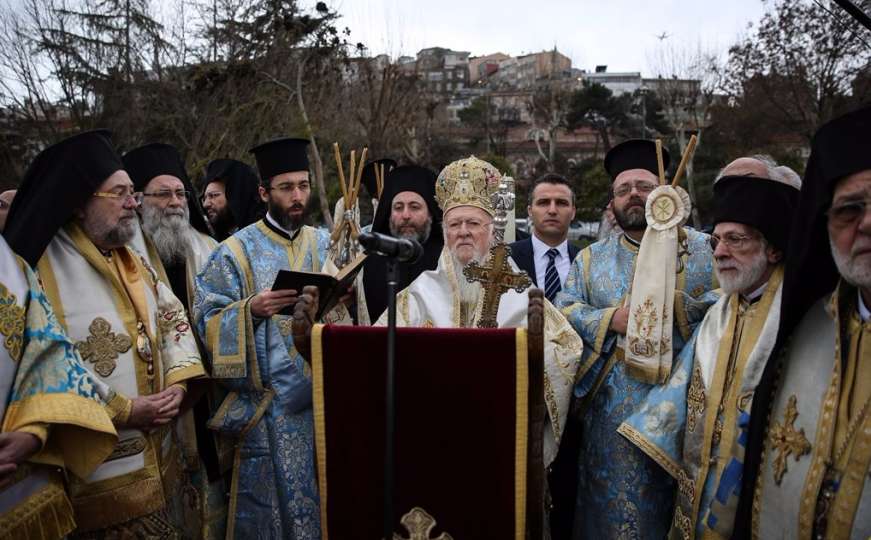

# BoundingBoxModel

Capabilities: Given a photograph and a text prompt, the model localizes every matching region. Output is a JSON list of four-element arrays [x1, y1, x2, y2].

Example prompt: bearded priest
[[4, 130, 206, 538], [193, 137, 345, 539], [619, 156, 801, 539], [555, 139, 720, 540], [123, 142, 218, 313], [373, 156, 582, 468], [123, 143, 226, 539]]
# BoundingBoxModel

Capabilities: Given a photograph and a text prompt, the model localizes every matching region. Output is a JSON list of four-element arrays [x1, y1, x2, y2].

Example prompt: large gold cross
[[77, 317, 132, 377], [393, 507, 453, 540], [770, 394, 812, 485], [463, 244, 531, 328]]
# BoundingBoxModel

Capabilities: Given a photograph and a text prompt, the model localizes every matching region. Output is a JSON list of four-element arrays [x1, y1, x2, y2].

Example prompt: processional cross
[[463, 244, 531, 328]]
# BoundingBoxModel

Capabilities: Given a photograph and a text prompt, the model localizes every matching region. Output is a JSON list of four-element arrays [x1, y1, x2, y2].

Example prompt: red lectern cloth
[[311, 324, 530, 540]]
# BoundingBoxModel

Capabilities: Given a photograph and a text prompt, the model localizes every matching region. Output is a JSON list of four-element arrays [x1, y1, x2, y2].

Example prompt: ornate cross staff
[[329, 143, 368, 268], [490, 178, 516, 243], [463, 244, 531, 328]]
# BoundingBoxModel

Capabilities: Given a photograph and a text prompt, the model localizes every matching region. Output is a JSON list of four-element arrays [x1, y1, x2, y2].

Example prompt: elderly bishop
[[4, 130, 206, 538], [619, 156, 801, 539], [374, 156, 582, 466]]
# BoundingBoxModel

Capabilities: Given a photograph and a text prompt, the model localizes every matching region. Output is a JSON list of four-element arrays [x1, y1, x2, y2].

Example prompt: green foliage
[[480, 153, 514, 177], [569, 158, 611, 222]]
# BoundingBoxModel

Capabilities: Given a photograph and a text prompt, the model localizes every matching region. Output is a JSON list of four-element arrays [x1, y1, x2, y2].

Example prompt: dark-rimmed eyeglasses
[[709, 232, 756, 252], [142, 190, 190, 201], [613, 181, 657, 198], [827, 198, 871, 229]]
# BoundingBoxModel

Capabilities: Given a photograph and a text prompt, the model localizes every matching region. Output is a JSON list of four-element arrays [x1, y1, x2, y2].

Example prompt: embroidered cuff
[[104, 391, 133, 425], [16, 423, 50, 448]]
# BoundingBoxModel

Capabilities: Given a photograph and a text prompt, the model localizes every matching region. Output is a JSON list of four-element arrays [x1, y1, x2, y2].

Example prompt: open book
[[271, 253, 366, 320]]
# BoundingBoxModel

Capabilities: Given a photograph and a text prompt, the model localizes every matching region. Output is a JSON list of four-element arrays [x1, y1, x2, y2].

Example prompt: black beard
[[614, 199, 647, 231], [210, 208, 236, 240], [269, 204, 305, 231]]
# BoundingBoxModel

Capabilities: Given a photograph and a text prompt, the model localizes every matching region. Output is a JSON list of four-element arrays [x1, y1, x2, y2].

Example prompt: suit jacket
[[509, 236, 579, 288]]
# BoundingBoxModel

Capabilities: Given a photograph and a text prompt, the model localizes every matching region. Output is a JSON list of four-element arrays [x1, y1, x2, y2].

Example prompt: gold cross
[[0, 282, 25, 361], [463, 244, 531, 328], [770, 394, 812, 485], [393, 507, 453, 540], [77, 317, 133, 377]]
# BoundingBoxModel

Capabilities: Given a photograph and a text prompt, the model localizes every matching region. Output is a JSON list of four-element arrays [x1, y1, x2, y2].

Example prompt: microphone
[[359, 231, 423, 263]]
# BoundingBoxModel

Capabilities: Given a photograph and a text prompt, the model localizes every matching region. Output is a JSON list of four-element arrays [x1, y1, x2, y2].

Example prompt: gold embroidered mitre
[[435, 156, 501, 216]]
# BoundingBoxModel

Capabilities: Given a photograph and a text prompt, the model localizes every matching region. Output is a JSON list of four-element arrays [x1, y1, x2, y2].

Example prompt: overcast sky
[[321, 0, 768, 74]]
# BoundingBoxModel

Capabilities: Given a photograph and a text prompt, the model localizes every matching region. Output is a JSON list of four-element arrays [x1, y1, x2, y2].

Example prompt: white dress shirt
[[859, 289, 870, 322], [531, 233, 570, 288]]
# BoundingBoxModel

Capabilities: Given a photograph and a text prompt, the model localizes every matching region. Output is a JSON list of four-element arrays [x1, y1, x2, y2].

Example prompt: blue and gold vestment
[[556, 231, 718, 539], [194, 219, 330, 539]]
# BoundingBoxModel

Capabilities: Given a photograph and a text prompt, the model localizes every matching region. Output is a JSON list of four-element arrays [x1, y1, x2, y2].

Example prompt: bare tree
[[527, 82, 572, 171], [725, 0, 871, 141], [647, 41, 725, 227]]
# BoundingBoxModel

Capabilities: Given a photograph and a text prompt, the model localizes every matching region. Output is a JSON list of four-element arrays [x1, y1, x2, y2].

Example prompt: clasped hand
[[125, 385, 185, 430]]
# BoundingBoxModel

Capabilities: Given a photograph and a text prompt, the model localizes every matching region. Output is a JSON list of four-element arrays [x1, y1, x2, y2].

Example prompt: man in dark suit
[[510, 172, 579, 540], [510, 173, 579, 297]]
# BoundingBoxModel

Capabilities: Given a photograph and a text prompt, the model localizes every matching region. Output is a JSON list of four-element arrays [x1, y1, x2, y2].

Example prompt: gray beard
[[390, 216, 432, 243], [141, 204, 191, 266], [715, 249, 770, 296], [81, 211, 137, 250], [830, 236, 871, 290]]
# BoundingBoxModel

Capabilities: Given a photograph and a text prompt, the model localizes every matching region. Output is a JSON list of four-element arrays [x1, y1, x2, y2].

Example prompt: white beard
[[141, 204, 192, 266], [830, 235, 871, 290], [450, 246, 492, 320], [715, 249, 770, 296]]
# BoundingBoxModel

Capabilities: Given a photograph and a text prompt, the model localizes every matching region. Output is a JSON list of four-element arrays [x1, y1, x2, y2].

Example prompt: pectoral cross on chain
[[463, 244, 531, 328]]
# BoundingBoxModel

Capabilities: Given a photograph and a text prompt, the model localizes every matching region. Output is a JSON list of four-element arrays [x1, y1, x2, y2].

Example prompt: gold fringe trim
[[0, 476, 76, 540], [72, 475, 166, 532], [514, 328, 528, 540], [311, 324, 329, 540]]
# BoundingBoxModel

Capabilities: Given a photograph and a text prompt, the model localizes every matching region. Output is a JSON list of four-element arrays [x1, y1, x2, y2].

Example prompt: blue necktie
[[544, 248, 561, 302]]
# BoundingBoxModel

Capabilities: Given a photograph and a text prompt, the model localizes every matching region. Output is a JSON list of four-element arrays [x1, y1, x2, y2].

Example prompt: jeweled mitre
[[435, 156, 502, 216]]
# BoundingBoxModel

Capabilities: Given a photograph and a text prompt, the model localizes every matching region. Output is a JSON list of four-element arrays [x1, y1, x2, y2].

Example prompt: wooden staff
[[333, 142, 348, 204], [671, 134, 698, 188], [655, 139, 666, 185], [376, 163, 385, 199], [350, 147, 368, 207], [347, 150, 357, 211]]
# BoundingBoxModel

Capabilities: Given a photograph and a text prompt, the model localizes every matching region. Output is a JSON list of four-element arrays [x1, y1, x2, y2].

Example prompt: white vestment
[[376, 248, 583, 465]]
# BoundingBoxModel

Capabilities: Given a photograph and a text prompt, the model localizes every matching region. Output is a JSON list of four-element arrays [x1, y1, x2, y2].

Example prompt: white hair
[[773, 165, 802, 190], [714, 154, 779, 183]]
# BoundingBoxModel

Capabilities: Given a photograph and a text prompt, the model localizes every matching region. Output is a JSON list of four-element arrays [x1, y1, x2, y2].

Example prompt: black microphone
[[358, 231, 423, 263]]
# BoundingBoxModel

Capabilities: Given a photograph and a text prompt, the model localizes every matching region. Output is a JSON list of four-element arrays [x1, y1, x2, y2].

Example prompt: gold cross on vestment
[[393, 507, 453, 540], [77, 317, 133, 377], [463, 243, 531, 328], [770, 394, 812, 485]]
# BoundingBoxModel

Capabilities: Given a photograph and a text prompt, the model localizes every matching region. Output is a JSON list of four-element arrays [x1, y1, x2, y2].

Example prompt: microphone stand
[[383, 257, 398, 540]]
